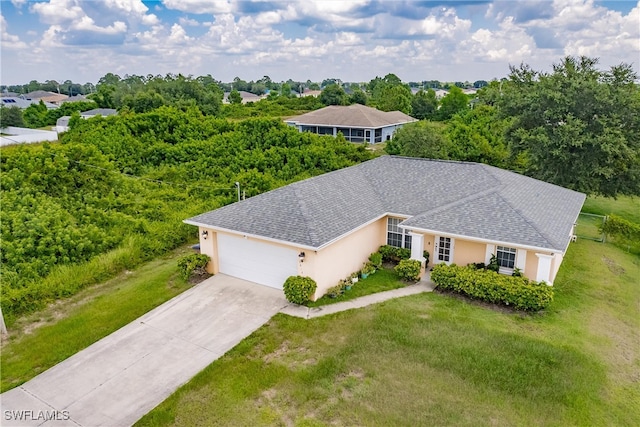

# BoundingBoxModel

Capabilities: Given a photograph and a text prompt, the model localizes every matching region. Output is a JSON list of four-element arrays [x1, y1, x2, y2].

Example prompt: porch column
[[485, 244, 495, 264], [516, 249, 527, 271], [535, 253, 554, 284]]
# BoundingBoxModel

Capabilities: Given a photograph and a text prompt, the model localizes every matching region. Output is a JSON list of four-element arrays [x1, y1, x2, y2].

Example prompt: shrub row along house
[[185, 156, 585, 300], [285, 104, 416, 143]]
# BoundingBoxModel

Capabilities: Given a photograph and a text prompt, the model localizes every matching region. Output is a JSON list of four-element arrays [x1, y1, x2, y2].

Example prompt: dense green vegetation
[[136, 197, 639, 426], [386, 56, 640, 197], [0, 108, 373, 322]]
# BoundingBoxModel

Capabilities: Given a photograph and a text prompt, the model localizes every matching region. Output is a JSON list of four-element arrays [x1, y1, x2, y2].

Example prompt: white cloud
[[162, 0, 233, 14], [142, 14, 160, 26], [179, 17, 200, 27], [31, 0, 85, 25], [74, 16, 127, 35], [103, 0, 149, 15], [1, 14, 28, 49]]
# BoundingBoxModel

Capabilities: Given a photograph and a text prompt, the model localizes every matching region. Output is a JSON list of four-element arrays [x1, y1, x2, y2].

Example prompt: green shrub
[[368, 252, 383, 268], [394, 259, 422, 281], [378, 245, 411, 263], [423, 250, 430, 265], [283, 276, 317, 305], [177, 253, 210, 281], [601, 214, 640, 240], [431, 263, 553, 311]]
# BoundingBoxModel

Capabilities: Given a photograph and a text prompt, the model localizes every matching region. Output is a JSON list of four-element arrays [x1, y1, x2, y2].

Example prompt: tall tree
[[228, 89, 243, 105], [385, 121, 450, 159], [0, 106, 25, 127], [500, 56, 640, 197], [436, 86, 469, 120], [319, 83, 347, 105], [411, 89, 438, 120], [376, 85, 412, 113]]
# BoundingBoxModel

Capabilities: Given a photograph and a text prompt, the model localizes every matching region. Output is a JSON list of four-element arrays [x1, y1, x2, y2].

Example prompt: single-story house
[[223, 91, 264, 104], [1, 97, 58, 110], [185, 156, 585, 300], [25, 90, 69, 105], [56, 108, 117, 133], [285, 104, 417, 143]]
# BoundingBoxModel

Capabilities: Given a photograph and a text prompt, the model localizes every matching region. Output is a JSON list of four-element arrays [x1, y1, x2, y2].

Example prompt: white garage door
[[217, 233, 298, 289]]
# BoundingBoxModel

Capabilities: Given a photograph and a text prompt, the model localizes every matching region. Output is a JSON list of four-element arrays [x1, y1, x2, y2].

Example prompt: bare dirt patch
[[602, 256, 626, 275]]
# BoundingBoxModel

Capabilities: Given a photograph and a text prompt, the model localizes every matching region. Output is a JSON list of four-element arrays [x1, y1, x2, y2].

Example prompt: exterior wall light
[[298, 252, 305, 258], [201, 230, 209, 239]]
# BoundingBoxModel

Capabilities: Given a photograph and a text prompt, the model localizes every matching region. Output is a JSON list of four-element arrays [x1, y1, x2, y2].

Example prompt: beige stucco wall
[[198, 227, 218, 274], [306, 217, 387, 299], [452, 240, 486, 267], [524, 251, 539, 282]]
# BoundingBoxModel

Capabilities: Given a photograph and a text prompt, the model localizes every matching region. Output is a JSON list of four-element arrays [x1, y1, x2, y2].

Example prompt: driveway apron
[[1, 275, 287, 427]]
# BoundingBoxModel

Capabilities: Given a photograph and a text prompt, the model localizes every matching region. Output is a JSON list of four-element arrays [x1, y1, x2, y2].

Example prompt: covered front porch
[[405, 231, 560, 285]]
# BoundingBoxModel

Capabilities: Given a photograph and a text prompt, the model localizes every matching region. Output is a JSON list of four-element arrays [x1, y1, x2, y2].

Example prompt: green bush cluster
[[283, 276, 317, 305], [368, 252, 383, 269], [601, 214, 640, 240], [378, 245, 411, 263], [430, 264, 554, 311], [394, 259, 422, 281], [177, 253, 210, 281], [1, 110, 374, 321]]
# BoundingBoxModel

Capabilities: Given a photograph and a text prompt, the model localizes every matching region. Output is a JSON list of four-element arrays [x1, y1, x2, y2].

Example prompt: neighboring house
[[185, 156, 585, 299], [433, 89, 449, 99], [285, 104, 417, 143], [0, 126, 58, 146], [223, 91, 264, 104], [60, 94, 89, 104], [56, 108, 117, 133], [300, 89, 322, 98], [25, 90, 69, 105], [1, 97, 58, 109]]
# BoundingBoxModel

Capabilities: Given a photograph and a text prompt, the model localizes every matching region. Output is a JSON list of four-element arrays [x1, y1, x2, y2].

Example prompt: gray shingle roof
[[286, 104, 417, 128], [185, 156, 585, 252]]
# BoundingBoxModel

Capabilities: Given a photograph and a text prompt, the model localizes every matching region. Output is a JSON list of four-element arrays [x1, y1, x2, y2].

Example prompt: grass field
[[136, 197, 640, 426], [0, 246, 195, 393], [308, 267, 408, 307]]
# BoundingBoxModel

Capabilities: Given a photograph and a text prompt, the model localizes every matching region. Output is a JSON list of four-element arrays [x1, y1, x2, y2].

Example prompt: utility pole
[[235, 182, 240, 202]]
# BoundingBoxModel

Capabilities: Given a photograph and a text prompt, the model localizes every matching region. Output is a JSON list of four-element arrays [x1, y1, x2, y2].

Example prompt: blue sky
[[1, 1, 638, 85]]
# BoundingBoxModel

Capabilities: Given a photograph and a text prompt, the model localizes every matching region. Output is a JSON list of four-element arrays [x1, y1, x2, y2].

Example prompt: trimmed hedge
[[177, 253, 210, 280], [395, 259, 422, 281], [378, 245, 411, 263], [431, 263, 553, 311], [283, 276, 317, 305]]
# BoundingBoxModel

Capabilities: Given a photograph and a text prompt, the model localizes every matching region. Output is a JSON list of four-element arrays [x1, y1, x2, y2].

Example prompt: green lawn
[[136, 197, 640, 426], [0, 246, 195, 393], [308, 267, 409, 307], [582, 195, 640, 223]]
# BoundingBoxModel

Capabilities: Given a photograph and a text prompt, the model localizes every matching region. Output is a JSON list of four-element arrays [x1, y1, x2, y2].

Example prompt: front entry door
[[435, 236, 454, 264]]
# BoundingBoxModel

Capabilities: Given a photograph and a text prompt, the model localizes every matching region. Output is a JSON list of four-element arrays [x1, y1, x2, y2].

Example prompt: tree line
[[386, 56, 640, 198]]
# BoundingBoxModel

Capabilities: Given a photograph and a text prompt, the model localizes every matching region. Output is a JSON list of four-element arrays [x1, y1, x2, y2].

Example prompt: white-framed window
[[436, 236, 453, 263], [496, 246, 516, 269], [387, 217, 412, 249]]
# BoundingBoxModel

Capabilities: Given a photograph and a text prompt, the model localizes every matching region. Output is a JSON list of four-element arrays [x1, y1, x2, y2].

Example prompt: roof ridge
[[491, 190, 556, 249], [480, 164, 560, 248]]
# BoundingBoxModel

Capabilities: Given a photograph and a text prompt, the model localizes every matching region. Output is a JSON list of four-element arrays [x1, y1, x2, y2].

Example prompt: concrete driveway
[[1, 275, 288, 427]]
